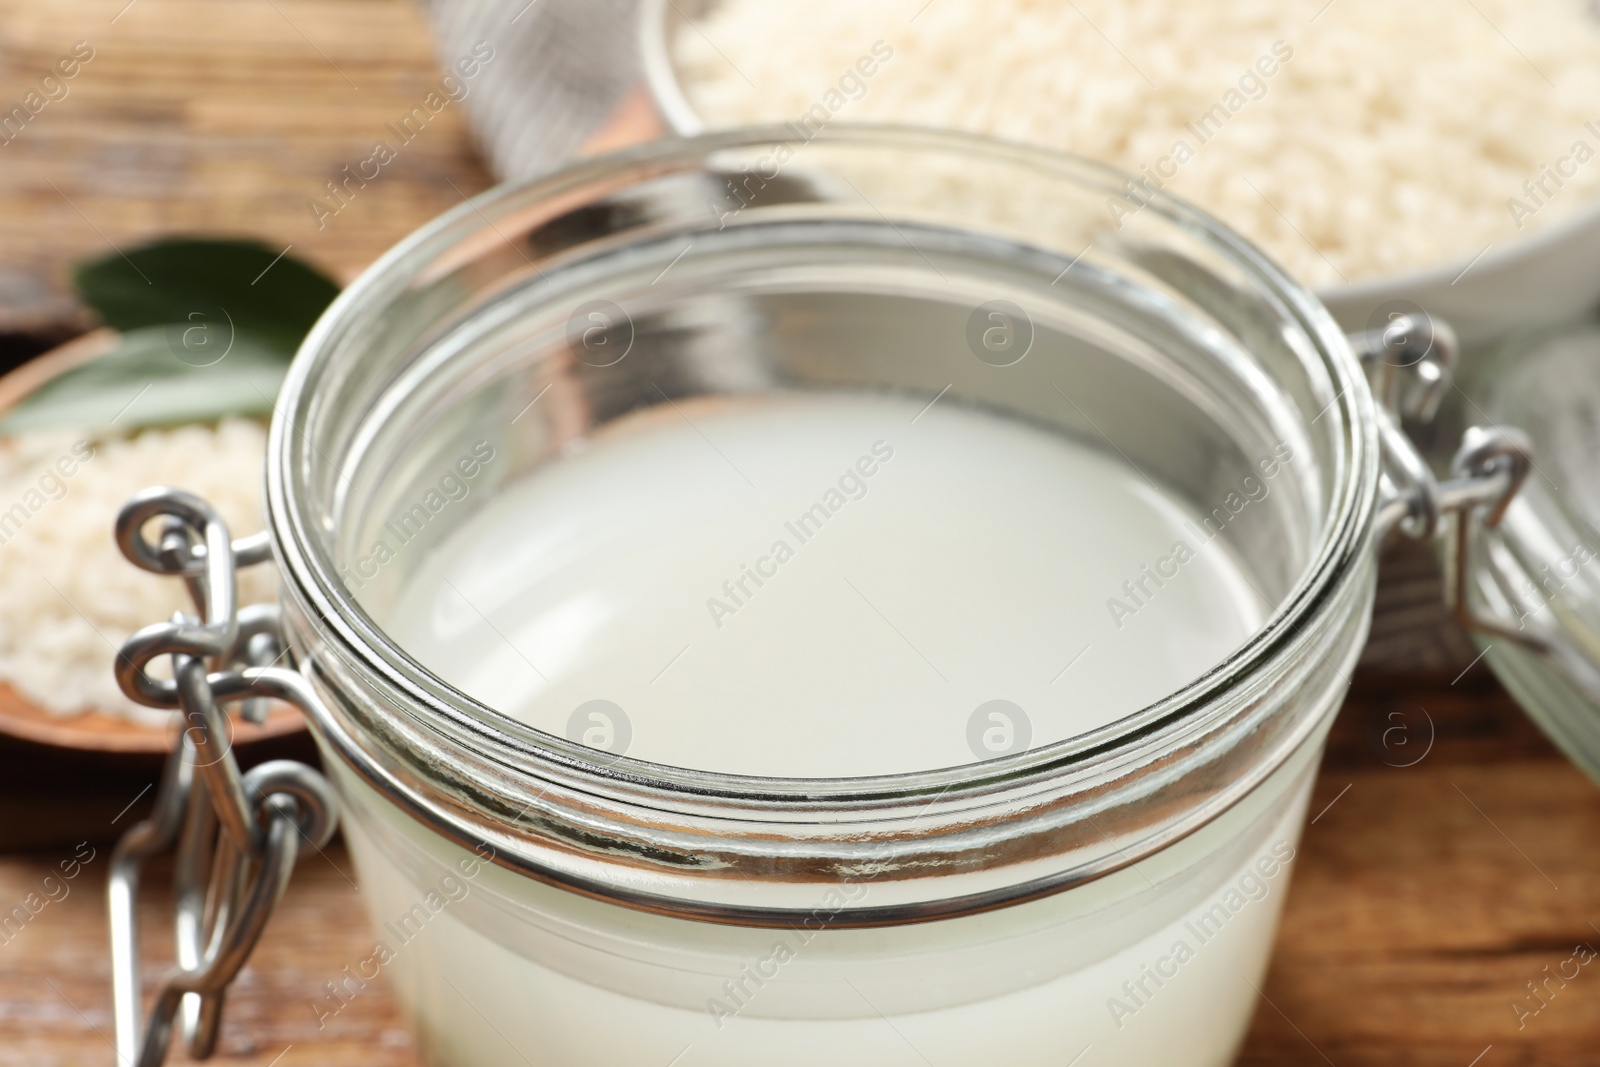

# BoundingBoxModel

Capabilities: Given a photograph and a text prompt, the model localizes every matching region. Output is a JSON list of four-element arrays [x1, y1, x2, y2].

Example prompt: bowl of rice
[[639, 0, 1600, 342], [0, 332, 301, 752]]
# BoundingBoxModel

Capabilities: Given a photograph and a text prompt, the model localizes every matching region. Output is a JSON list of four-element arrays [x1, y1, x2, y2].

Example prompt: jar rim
[[268, 124, 1379, 804]]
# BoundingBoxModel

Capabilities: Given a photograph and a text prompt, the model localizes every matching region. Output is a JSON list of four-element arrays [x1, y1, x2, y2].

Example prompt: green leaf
[[0, 326, 289, 435], [73, 238, 340, 358]]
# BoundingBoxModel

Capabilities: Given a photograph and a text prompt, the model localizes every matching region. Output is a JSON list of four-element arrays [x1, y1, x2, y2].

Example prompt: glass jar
[[111, 127, 1527, 1067]]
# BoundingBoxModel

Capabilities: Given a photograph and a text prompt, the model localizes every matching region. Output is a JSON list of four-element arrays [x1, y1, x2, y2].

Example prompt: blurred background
[[0, 0, 496, 364], [2, 2, 1599, 1065]]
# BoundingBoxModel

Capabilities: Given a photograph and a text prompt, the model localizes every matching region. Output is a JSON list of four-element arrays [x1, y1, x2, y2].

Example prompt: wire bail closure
[[107, 488, 339, 1067], [1350, 314, 1540, 647]]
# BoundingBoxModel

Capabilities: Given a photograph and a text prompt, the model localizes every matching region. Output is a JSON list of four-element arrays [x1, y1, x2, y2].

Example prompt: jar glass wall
[[267, 127, 1380, 1065]]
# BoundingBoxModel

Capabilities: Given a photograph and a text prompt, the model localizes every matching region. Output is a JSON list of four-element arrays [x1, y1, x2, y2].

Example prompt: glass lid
[[1467, 320, 1600, 777]]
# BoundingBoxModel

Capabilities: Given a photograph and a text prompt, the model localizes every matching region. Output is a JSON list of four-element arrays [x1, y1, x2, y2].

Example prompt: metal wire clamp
[[107, 488, 338, 1067], [1350, 314, 1540, 647]]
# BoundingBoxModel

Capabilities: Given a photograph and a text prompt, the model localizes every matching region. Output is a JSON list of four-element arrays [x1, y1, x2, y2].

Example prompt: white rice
[[0, 419, 274, 726], [674, 0, 1600, 286]]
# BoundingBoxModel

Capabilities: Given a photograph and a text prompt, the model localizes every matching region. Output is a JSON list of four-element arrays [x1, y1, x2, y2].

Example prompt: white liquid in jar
[[336, 756, 1315, 1067], [384, 392, 1268, 776], [341, 390, 1313, 1067]]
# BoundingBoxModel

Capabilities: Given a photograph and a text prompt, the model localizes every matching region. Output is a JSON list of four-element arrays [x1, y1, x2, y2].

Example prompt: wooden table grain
[[1241, 673, 1600, 1067], [3, 671, 1598, 1067], [0, 0, 495, 336]]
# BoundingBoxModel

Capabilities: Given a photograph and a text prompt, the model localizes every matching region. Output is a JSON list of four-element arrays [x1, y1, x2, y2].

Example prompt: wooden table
[[0, 0, 494, 339], [4, 670, 1598, 1067]]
